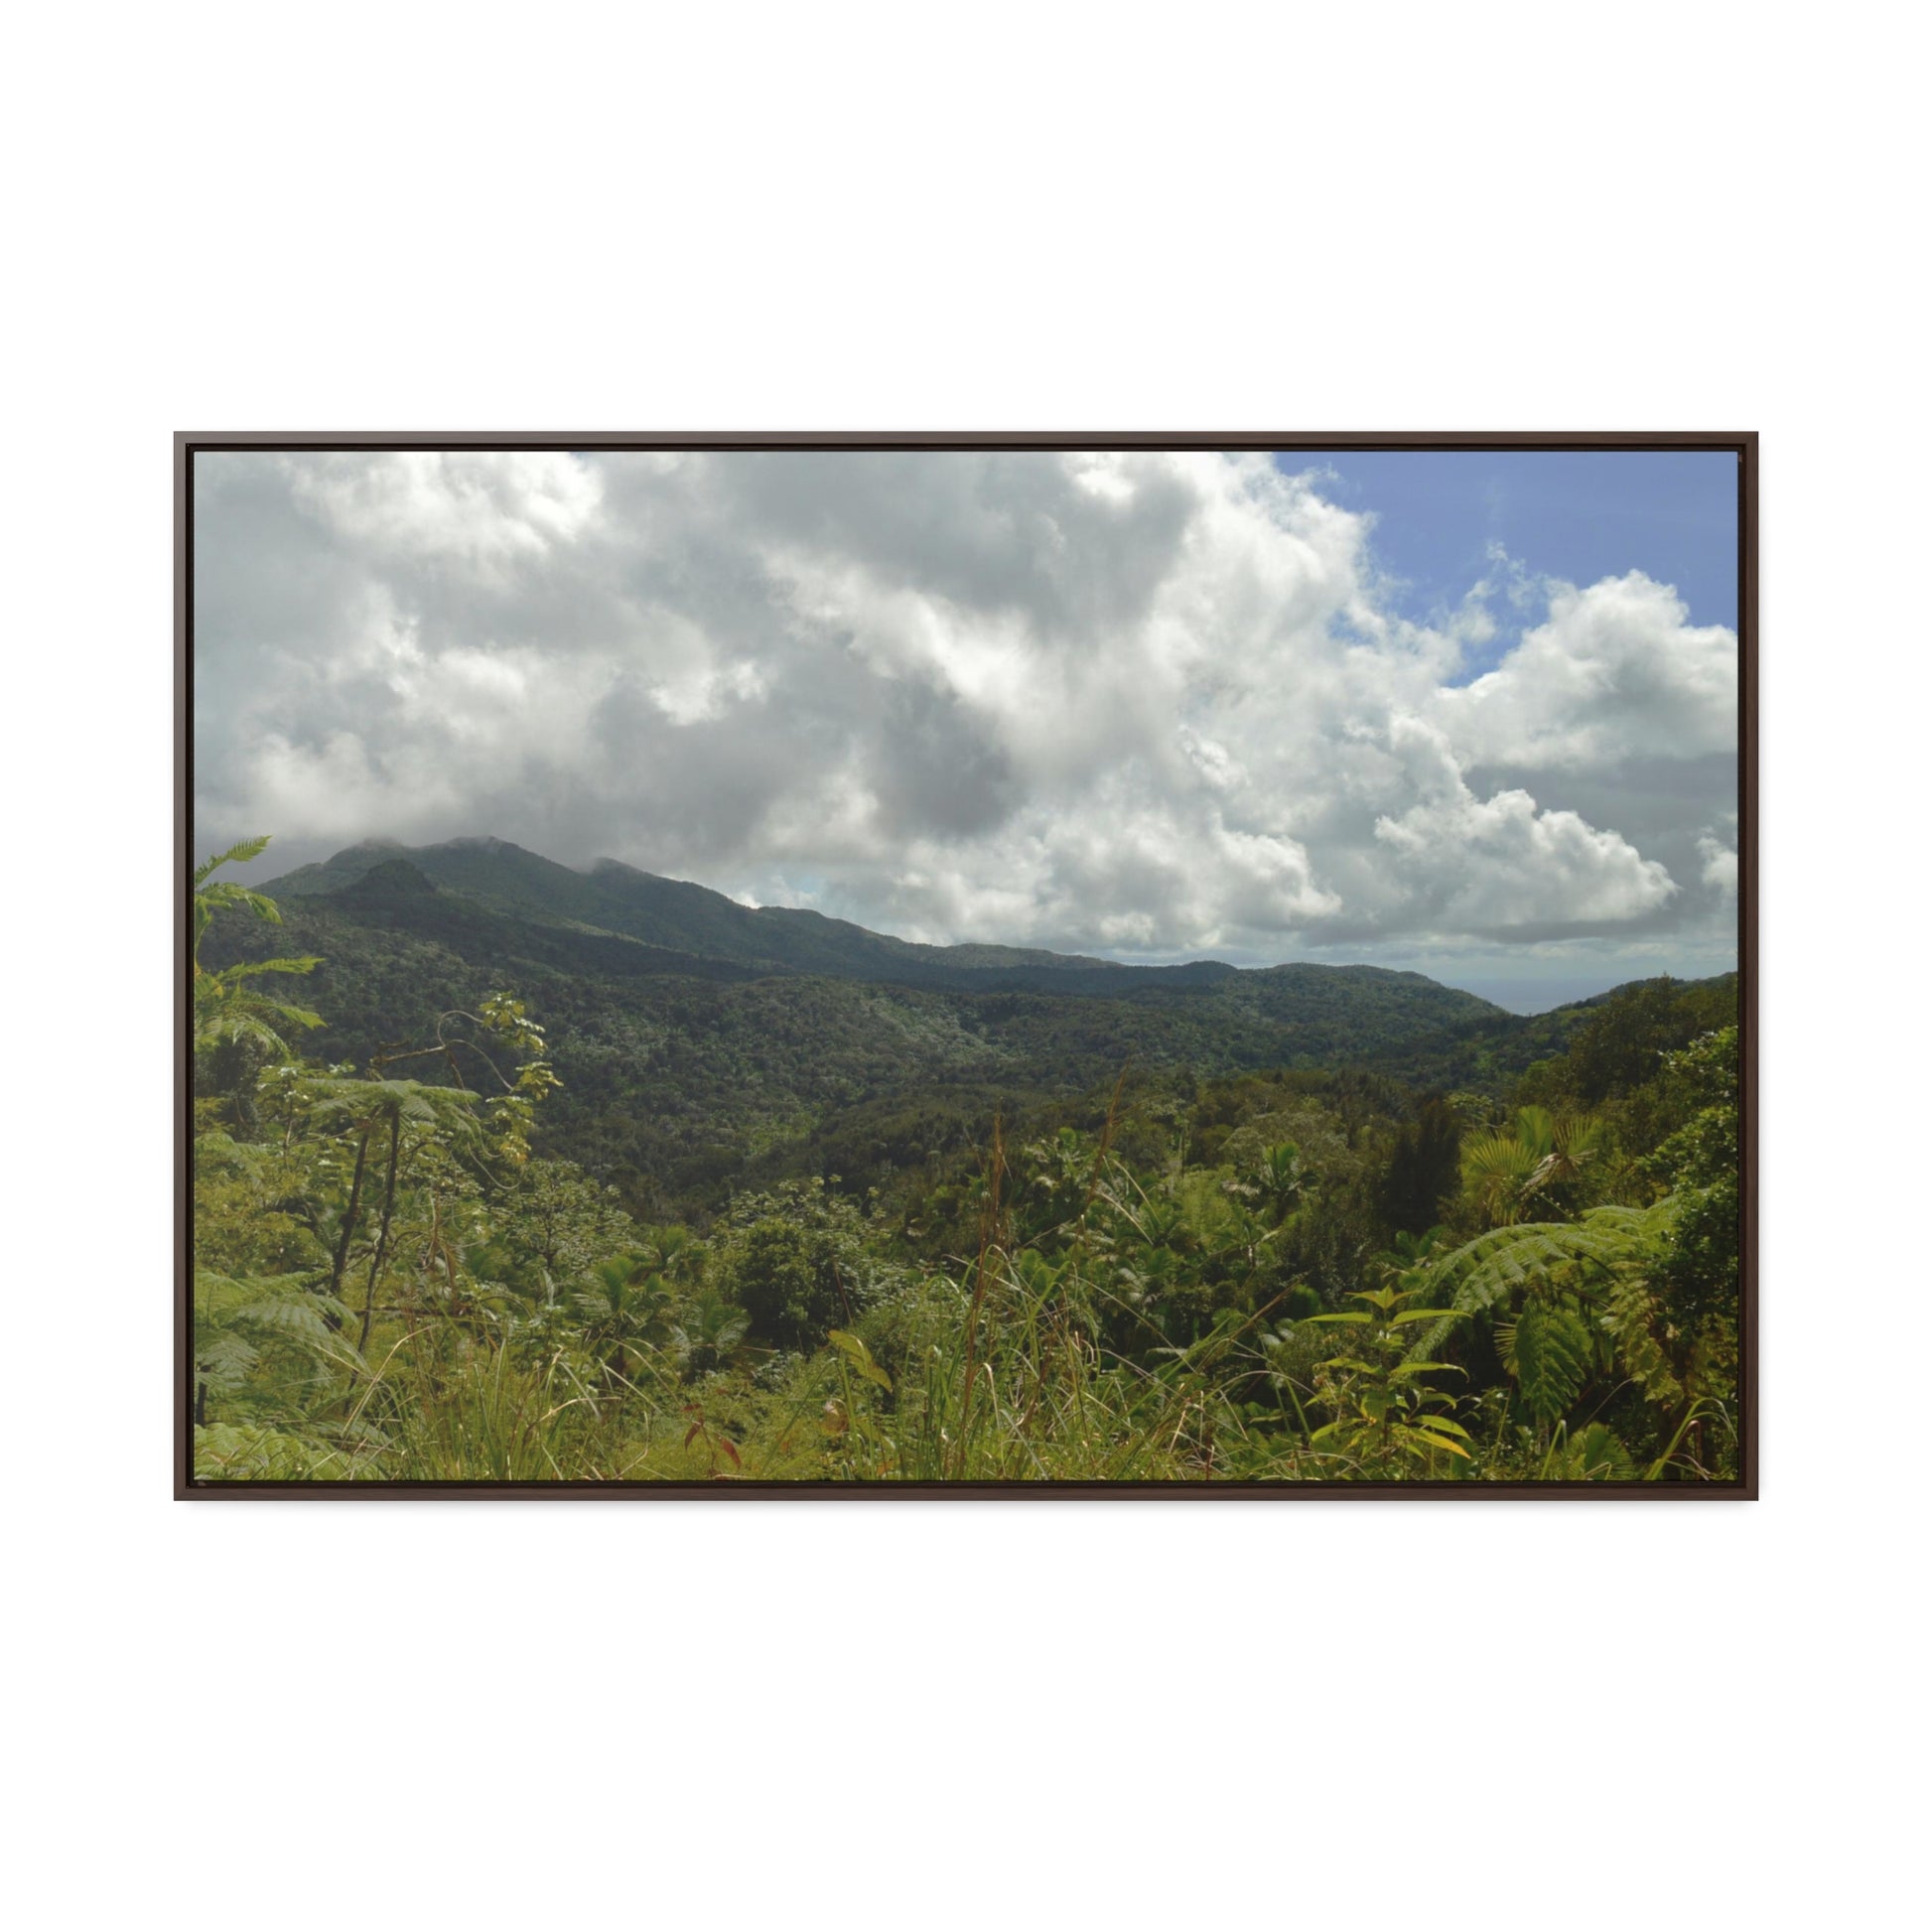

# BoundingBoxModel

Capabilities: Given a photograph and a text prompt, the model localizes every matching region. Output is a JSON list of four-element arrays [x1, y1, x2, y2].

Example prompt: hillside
[[262, 837, 1128, 989], [211, 834, 1727, 1217]]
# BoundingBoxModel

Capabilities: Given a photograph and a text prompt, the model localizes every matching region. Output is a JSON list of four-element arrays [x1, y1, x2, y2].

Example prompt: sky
[[192, 448, 1740, 1013]]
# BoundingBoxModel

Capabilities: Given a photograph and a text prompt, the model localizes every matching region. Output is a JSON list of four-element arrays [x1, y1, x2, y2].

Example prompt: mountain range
[[264, 836, 1398, 997], [217, 836, 1725, 1215]]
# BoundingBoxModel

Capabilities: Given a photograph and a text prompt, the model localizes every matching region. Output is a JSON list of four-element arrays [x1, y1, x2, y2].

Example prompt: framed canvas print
[[177, 433, 1755, 1497]]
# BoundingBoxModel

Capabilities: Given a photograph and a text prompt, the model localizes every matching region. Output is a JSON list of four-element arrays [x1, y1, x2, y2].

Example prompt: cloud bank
[[193, 450, 1739, 985]]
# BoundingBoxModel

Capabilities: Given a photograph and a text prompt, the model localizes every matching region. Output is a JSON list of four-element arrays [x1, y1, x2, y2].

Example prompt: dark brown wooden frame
[[176, 431, 1757, 1499]]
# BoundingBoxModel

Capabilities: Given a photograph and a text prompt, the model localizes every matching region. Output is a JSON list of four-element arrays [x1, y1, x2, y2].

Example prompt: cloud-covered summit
[[192, 449, 1738, 989]]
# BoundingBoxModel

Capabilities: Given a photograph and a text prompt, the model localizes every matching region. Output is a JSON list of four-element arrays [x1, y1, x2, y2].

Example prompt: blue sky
[[1252, 449, 1741, 1006], [1283, 449, 1738, 679]]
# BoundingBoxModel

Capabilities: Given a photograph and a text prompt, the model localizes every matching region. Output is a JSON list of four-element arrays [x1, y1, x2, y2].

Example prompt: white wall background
[[4, 3, 1919, 1926]]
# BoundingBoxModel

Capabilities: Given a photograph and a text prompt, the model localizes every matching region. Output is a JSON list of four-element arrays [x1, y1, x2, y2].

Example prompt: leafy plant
[[1302, 1283, 1472, 1474], [193, 836, 323, 1058]]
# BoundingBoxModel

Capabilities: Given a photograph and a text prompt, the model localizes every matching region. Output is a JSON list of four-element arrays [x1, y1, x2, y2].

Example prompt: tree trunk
[[329, 1126, 373, 1306], [357, 1110, 403, 1354]]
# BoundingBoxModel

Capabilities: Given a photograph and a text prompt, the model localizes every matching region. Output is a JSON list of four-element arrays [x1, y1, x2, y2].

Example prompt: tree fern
[[194, 1269, 355, 1385], [192, 838, 328, 1057], [307, 1077, 483, 1132], [1600, 1268, 1683, 1408], [194, 1328, 261, 1397], [192, 1269, 357, 1442], [194, 979, 326, 1056], [193, 836, 286, 955], [212, 954, 325, 985], [1407, 1198, 1678, 1359]]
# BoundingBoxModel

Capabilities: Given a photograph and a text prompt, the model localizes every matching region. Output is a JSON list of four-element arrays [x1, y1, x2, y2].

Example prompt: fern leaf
[[194, 881, 284, 925], [1407, 1199, 1679, 1360], [1514, 1303, 1592, 1425], [219, 955, 323, 981], [193, 1422, 357, 1481], [193, 835, 273, 887], [1601, 1269, 1683, 1408], [196, 1272, 348, 1360], [232, 1294, 346, 1351], [193, 1330, 260, 1392]]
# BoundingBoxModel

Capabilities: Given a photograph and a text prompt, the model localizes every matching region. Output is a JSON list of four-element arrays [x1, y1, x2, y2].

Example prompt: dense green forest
[[191, 836, 1742, 1483], [211, 838, 1590, 1219]]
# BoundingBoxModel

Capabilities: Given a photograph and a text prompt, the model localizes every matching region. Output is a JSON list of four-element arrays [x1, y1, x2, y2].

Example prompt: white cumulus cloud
[[192, 449, 1739, 975]]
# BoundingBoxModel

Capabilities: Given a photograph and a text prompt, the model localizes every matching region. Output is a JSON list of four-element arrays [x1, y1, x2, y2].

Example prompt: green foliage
[[1377, 1096, 1461, 1235], [575, 1256, 678, 1382], [672, 1286, 756, 1377], [1225, 1140, 1313, 1227], [1405, 1202, 1677, 1358], [1648, 1027, 1740, 1328], [1514, 976, 1739, 1160], [1460, 1105, 1608, 1226], [204, 860, 1585, 1220], [187, 836, 1743, 1486], [1302, 1283, 1473, 1473], [1539, 1421, 1635, 1482], [479, 1160, 636, 1298], [1565, 979, 1737, 1105], [193, 836, 325, 1059], [1459, 1130, 1541, 1227], [711, 1178, 882, 1350], [194, 1422, 366, 1481], [1511, 1302, 1594, 1427]]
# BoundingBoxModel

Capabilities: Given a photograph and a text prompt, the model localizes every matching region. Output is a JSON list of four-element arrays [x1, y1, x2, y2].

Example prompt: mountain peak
[[439, 835, 526, 855], [337, 857, 438, 898]]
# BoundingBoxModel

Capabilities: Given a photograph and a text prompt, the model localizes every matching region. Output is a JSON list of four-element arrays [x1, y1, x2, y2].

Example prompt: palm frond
[[1541, 1420, 1635, 1481], [1459, 1134, 1541, 1223]]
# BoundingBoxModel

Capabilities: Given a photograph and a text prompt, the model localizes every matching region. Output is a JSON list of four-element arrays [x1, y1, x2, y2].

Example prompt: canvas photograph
[[180, 435, 1752, 1493]]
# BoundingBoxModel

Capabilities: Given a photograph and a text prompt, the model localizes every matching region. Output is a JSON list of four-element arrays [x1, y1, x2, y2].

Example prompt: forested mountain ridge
[[262, 836, 1134, 988], [214, 837, 1523, 1203], [260, 836, 1494, 1001], [207, 834, 1736, 1228]]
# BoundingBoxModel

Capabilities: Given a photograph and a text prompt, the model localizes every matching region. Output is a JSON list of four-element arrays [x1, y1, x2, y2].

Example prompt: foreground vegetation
[[191, 839, 1741, 1484]]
